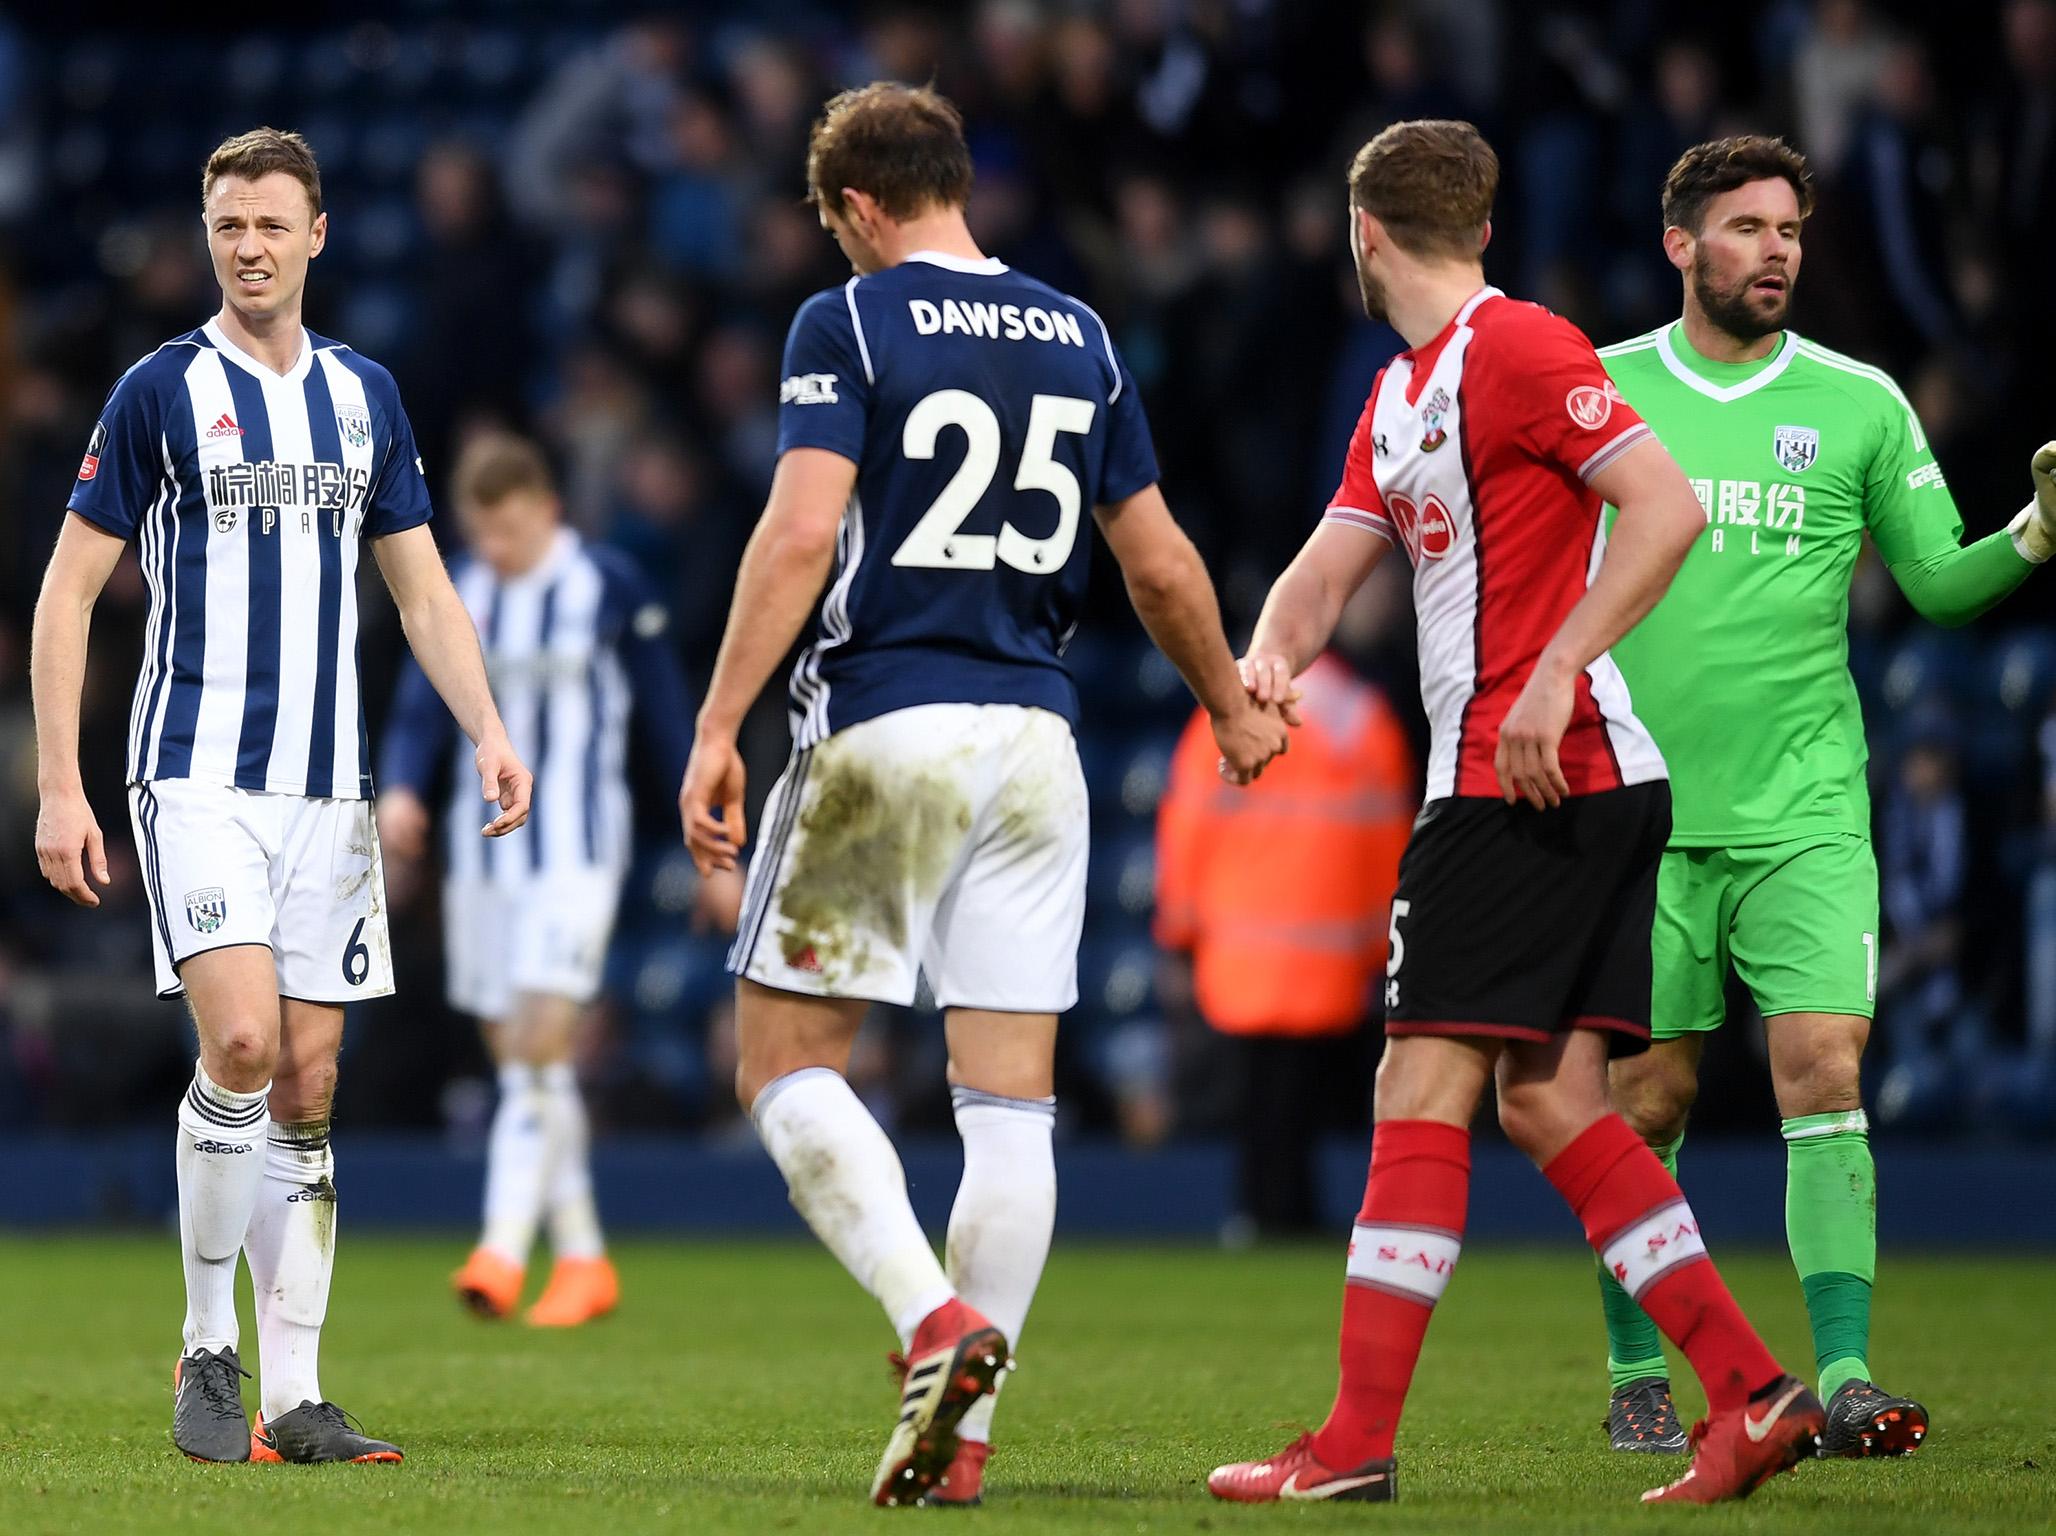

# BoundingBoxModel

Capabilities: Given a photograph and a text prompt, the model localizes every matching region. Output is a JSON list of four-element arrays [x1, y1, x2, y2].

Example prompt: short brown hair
[[203, 127, 322, 216], [805, 82, 973, 220], [452, 433, 554, 511], [1348, 119, 1498, 261], [1661, 136, 1815, 234]]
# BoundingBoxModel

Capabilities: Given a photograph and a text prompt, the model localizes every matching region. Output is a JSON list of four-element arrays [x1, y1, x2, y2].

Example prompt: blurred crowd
[[2, 0, 2055, 1151]]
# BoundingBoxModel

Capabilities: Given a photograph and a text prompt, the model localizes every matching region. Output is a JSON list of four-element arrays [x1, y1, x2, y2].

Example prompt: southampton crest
[[1419, 387, 1452, 452], [1773, 424, 1819, 474], [336, 405, 372, 450]]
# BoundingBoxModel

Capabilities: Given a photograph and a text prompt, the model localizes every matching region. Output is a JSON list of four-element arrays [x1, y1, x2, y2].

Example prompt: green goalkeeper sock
[[1783, 1109, 1876, 1400], [1598, 1131, 1682, 1391]]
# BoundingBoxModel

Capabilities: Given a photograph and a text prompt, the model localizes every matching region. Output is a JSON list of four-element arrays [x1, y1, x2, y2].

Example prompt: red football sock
[[1543, 1114, 1781, 1412], [1310, 1119, 1470, 1468]]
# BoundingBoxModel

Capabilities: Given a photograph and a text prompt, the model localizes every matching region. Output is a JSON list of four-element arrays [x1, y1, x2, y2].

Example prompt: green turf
[[0, 1235, 2047, 1533]]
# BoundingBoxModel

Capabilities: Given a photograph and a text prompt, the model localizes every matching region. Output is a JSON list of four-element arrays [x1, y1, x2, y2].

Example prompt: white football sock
[[753, 1067, 953, 1346], [243, 1120, 335, 1419], [541, 1062, 606, 1261], [175, 1062, 269, 1355], [946, 1086, 1057, 1444], [480, 1063, 555, 1266]]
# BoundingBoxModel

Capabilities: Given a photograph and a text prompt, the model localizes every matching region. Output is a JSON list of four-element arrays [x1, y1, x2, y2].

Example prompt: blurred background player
[[378, 432, 724, 1326], [1211, 119, 1820, 1508], [678, 83, 1287, 1508], [30, 128, 530, 1464], [1591, 135, 2056, 1459], [1155, 635, 1414, 1238]]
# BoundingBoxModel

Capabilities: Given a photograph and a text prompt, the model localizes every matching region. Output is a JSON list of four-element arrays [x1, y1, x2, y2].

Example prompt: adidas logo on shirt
[[205, 413, 244, 439]]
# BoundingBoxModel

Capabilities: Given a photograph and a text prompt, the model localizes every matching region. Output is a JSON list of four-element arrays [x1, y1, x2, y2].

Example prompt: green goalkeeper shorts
[[1651, 834, 1880, 1037]]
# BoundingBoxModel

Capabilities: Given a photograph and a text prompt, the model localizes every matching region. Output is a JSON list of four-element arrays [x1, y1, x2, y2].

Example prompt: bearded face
[[1689, 237, 1792, 342], [1676, 177, 1805, 345]]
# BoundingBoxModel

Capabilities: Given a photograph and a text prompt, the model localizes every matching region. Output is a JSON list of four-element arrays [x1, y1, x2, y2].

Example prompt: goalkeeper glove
[[2008, 441, 2056, 563]]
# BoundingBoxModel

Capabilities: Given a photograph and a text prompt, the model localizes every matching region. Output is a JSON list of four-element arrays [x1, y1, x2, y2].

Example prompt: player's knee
[[1611, 1058, 1695, 1145], [270, 1057, 337, 1123], [1775, 1025, 1866, 1115], [206, 1027, 278, 1091], [1495, 1083, 1596, 1161]]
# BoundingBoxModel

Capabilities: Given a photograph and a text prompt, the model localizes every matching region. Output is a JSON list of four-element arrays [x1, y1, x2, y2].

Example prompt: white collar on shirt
[[904, 250, 1009, 276]]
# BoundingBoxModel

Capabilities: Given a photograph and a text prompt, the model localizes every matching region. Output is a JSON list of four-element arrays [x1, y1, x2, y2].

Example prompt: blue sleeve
[[602, 555, 696, 783], [365, 374, 433, 537], [1097, 348, 1160, 506], [67, 362, 165, 539], [378, 652, 454, 796], [775, 287, 871, 464]]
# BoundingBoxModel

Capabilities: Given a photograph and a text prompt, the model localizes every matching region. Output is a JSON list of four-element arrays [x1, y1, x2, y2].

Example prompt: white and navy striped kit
[[380, 529, 694, 881], [67, 320, 433, 800]]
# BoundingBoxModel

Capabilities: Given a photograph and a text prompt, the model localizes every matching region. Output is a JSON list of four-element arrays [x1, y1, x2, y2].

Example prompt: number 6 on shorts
[[342, 917, 370, 986]]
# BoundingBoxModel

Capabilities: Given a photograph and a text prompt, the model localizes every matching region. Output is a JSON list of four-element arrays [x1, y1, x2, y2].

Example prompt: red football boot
[[870, 1299, 1009, 1507], [1642, 1375, 1824, 1504], [922, 1438, 991, 1506], [1207, 1433, 1397, 1503]]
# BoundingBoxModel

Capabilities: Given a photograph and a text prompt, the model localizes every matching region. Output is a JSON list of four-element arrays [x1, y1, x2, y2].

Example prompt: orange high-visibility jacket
[[1154, 654, 1417, 1036]]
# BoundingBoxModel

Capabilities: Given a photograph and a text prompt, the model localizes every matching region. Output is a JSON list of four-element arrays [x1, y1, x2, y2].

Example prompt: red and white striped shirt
[[1326, 288, 1667, 801]]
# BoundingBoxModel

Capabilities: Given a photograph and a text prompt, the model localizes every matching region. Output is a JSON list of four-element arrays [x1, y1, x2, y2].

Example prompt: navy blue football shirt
[[775, 250, 1159, 745]]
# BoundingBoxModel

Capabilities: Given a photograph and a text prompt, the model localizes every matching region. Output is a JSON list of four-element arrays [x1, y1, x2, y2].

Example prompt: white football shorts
[[442, 866, 623, 1020], [128, 778, 394, 1003], [730, 702, 1089, 1012]]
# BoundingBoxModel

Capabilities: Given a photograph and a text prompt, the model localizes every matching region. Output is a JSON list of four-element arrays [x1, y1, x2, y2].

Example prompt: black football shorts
[[1382, 781, 1670, 1055]]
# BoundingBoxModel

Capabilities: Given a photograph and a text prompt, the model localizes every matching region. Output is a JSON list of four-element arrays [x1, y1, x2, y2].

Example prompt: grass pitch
[[0, 1235, 2047, 1534]]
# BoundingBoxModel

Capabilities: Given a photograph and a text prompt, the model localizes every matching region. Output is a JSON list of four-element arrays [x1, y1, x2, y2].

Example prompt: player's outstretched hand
[[2020, 441, 2056, 561], [681, 734, 749, 876], [1212, 696, 1290, 786], [35, 787, 110, 908], [476, 730, 533, 837], [1237, 651, 1305, 727], [1495, 662, 1575, 810]]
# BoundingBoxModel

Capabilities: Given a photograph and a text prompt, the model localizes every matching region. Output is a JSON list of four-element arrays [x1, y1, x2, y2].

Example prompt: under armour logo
[[1374, 433, 1391, 457]]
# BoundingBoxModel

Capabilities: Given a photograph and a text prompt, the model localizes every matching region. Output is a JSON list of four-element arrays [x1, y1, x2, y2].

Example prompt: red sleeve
[[1496, 311, 1654, 484], [1322, 375, 1395, 541]]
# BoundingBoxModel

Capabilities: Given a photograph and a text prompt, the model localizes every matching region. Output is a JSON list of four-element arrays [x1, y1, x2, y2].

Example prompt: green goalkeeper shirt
[[1602, 322, 2032, 847]]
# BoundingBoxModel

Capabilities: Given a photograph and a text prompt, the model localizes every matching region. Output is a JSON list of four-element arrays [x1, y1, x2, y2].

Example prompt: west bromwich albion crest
[[336, 405, 371, 450], [185, 887, 228, 935], [1773, 424, 1819, 474]]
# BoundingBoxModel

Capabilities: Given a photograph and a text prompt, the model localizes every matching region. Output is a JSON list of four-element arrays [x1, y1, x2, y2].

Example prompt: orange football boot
[[452, 1246, 524, 1319], [525, 1255, 620, 1327]]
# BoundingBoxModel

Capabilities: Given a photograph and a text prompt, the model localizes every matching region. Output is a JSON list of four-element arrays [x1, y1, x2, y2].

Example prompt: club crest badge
[[1773, 424, 1819, 474], [336, 405, 371, 450], [1420, 387, 1452, 452], [185, 887, 228, 935]]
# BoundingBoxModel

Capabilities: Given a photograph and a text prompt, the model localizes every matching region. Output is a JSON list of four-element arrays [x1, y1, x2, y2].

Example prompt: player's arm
[[1875, 442, 2052, 627], [1244, 522, 1392, 722], [1094, 482, 1289, 785], [30, 513, 129, 907], [681, 447, 851, 874], [371, 524, 530, 838], [1497, 438, 1704, 808]]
